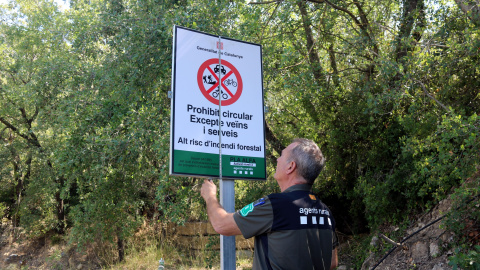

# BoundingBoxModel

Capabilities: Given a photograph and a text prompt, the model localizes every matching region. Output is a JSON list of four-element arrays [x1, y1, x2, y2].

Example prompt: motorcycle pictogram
[[212, 88, 229, 100]]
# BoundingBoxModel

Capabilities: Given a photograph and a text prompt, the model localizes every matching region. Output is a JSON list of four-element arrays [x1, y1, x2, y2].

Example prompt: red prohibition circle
[[197, 58, 243, 106]]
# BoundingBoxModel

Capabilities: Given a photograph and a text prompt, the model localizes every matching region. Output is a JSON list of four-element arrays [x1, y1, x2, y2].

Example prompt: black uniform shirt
[[233, 184, 337, 270]]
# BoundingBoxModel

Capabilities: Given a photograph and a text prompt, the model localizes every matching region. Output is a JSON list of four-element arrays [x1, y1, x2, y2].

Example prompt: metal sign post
[[220, 179, 236, 270], [218, 36, 236, 270]]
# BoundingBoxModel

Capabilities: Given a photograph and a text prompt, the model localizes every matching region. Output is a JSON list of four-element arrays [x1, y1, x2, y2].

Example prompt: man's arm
[[200, 179, 242, 236], [330, 248, 338, 270]]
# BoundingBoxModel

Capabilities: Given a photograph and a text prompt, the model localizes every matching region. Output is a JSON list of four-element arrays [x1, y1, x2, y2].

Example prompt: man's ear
[[285, 160, 296, 175]]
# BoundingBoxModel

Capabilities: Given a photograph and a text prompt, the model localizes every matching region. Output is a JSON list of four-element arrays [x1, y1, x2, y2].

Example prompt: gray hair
[[289, 138, 325, 184]]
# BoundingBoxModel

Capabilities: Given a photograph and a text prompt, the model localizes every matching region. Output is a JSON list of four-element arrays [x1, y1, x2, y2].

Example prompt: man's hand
[[201, 179, 217, 202]]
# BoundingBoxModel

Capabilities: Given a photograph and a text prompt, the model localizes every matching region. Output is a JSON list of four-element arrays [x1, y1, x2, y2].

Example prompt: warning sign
[[197, 59, 243, 106], [170, 26, 266, 180]]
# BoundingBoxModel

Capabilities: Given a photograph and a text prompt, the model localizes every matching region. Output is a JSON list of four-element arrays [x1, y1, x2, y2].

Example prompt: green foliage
[[357, 113, 479, 227], [443, 169, 480, 269], [156, 177, 204, 225], [449, 245, 480, 270], [45, 249, 64, 270], [1, 0, 479, 268], [0, 0, 78, 235], [19, 162, 59, 236], [0, 202, 7, 218], [235, 179, 280, 208], [205, 235, 220, 269]]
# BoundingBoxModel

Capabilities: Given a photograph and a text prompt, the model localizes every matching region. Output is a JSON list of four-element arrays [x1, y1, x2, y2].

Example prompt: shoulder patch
[[309, 194, 317, 200], [254, 197, 266, 206], [240, 203, 254, 217], [240, 198, 266, 217]]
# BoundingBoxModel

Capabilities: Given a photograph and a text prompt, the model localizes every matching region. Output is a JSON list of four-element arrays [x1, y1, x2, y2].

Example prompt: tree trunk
[[328, 44, 340, 88], [55, 188, 65, 234], [323, 0, 379, 79], [265, 120, 284, 160], [117, 228, 125, 263], [391, 0, 425, 86], [297, 0, 325, 87], [297, 0, 324, 124], [394, 0, 425, 62]]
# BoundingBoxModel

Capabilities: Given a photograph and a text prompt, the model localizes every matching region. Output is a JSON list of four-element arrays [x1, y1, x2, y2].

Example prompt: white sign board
[[170, 26, 266, 180]]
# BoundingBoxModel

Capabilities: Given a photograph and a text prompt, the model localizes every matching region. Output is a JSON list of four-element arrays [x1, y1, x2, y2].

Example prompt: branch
[[0, 126, 7, 142], [323, 0, 362, 27], [31, 106, 39, 122], [323, 0, 378, 79], [454, 0, 480, 27], [0, 117, 28, 141], [354, 1, 378, 52], [260, 2, 281, 40], [280, 58, 308, 70], [2, 68, 29, 85], [279, 26, 320, 71], [249, 0, 283, 4], [0, 117, 42, 148], [379, 234, 404, 247], [321, 0, 376, 50], [373, 22, 396, 35], [265, 119, 284, 157], [415, 79, 452, 113], [19, 108, 28, 121], [250, 0, 325, 5], [298, 0, 326, 87]]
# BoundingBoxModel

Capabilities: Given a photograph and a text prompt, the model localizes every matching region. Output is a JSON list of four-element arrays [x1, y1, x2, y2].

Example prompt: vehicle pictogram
[[197, 59, 243, 106]]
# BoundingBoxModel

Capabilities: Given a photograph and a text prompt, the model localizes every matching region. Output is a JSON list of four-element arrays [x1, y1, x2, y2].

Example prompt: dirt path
[[0, 223, 100, 270]]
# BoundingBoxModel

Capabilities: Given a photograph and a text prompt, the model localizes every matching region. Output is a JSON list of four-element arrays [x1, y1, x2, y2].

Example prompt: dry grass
[[103, 221, 253, 270], [0, 219, 252, 270], [104, 241, 253, 270]]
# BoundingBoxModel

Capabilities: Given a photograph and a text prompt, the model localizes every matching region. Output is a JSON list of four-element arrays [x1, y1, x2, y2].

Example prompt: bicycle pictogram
[[224, 78, 237, 87], [197, 59, 243, 106]]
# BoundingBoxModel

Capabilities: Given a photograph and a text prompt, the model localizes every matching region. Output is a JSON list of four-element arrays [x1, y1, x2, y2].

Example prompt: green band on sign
[[172, 149, 266, 179]]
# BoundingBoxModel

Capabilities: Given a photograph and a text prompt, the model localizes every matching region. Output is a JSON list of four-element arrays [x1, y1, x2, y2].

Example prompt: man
[[201, 138, 339, 270]]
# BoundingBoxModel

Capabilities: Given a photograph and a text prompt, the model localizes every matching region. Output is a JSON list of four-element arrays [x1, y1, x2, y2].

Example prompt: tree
[[244, 0, 479, 233], [0, 0, 77, 234]]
